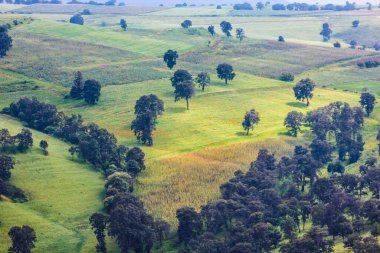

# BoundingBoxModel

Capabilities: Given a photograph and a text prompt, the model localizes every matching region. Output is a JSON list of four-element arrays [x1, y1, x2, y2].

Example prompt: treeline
[[2, 97, 144, 177], [0, 128, 33, 202], [272, 1, 357, 11], [0, 0, 122, 5], [174, 101, 380, 252]]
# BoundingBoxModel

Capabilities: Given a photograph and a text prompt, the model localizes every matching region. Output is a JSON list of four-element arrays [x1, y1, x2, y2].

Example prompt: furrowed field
[[0, 4, 380, 252]]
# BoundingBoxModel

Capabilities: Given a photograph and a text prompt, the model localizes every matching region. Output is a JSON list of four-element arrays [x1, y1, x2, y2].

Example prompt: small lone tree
[[0, 26, 12, 58], [181, 19, 192, 29], [70, 71, 84, 99], [352, 20, 359, 28], [39, 140, 48, 156], [284, 111, 304, 137], [83, 79, 101, 105], [334, 41, 341, 48], [68, 146, 77, 160], [69, 14, 84, 25], [163, 50, 178, 70], [170, 69, 192, 87], [195, 72, 210, 92], [350, 40, 357, 49], [293, 78, 316, 106], [220, 21, 232, 37], [236, 28, 245, 42], [0, 155, 15, 181], [242, 109, 260, 135], [174, 80, 195, 110], [208, 25, 215, 36], [120, 19, 127, 31], [320, 23, 332, 41], [360, 92, 376, 116], [216, 63, 236, 84], [278, 36, 285, 42], [8, 225, 37, 253]]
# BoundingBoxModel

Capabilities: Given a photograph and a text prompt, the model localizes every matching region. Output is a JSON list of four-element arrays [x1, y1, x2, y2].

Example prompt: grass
[[0, 115, 107, 253]]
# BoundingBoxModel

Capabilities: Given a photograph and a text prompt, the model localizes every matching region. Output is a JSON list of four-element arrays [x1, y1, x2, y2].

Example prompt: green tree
[[220, 21, 232, 37], [39, 140, 48, 155], [216, 63, 236, 84], [120, 19, 127, 30], [236, 28, 245, 42], [8, 225, 37, 253], [360, 92, 376, 116], [174, 80, 195, 110], [163, 50, 178, 70], [293, 78, 315, 106], [195, 72, 210, 92], [242, 109, 260, 135], [83, 79, 101, 105], [284, 111, 304, 137], [69, 14, 84, 25], [70, 71, 84, 99], [0, 26, 12, 58]]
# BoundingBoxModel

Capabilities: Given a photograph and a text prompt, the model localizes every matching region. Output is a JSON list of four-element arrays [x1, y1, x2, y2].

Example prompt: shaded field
[[335, 25, 380, 47], [0, 115, 106, 253], [13, 4, 167, 14], [182, 40, 374, 78]]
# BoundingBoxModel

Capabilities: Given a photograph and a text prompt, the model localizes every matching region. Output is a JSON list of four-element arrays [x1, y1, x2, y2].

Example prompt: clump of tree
[[0, 25, 12, 58], [279, 72, 294, 82], [131, 94, 164, 146], [0, 128, 33, 153], [284, 111, 304, 137], [195, 72, 210, 92], [39, 140, 48, 155], [181, 19, 192, 29], [242, 109, 260, 135], [83, 79, 101, 105], [207, 25, 215, 36], [360, 92, 376, 116], [235, 28, 245, 42], [320, 23, 333, 41], [216, 63, 236, 84], [8, 225, 37, 253], [357, 60, 379, 69], [220, 21, 232, 37], [293, 78, 316, 106], [352, 20, 359, 28], [233, 2, 253, 10], [69, 14, 84, 25], [272, 3, 286, 10], [120, 18, 127, 30], [163, 49, 178, 70]]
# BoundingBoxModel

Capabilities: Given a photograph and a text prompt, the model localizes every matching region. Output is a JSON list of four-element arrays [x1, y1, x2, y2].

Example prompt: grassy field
[[0, 115, 108, 253], [0, 7, 380, 252]]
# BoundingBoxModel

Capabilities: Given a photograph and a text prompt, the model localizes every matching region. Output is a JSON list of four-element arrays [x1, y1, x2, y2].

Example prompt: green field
[[1, 5, 380, 252]]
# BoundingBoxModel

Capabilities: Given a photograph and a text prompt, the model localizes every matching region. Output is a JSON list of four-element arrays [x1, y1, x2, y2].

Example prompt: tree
[[170, 69, 192, 87], [177, 207, 202, 244], [293, 78, 316, 106], [327, 162, 345, 175], [181, 19, 192, 29], [0, 26, 12, 58], [333, 41, 341, 48], [216, 63, 236, 84], [0, 155, 15, 181], [83, 79, 101, 105], [163, 50, 178, 70], [126, 147, 145, 171], [208, 25, 215, 36], [174, 80, 195, 110], [68, 146, 77, 160], [120, 19, 127, 30], [242, 109, 260, 135], [350, 40, 357, 49], [360, 92, 376, 116], [195, 72, 210, 92], [256, 2, 265, 10], [352, 20, 359, 28], [278, 36, 285, 42], [39, 140, 48, 155], [236, 28, 245, 42], [15, 129, 33, 152], [284, 111, 304, 137], [220, 21, 232, 37], [320, 23, 332, 41], [89, 213, 108, 253], [70, 71, 84, 99], [131, 113, 155, 146], [8, 225, 37, 253], [154, 219, 170, 247], [69, 14, 84, 25]]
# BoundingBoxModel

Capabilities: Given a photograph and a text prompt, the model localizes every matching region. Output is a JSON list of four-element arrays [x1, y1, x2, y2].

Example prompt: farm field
[[1, 3, 380, 253]]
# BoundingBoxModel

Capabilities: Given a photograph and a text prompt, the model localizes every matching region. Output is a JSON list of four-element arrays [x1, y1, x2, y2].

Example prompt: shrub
[[333, 41, 341, 48], [278, 36, 285, 42], [279, 73, 294, 82]]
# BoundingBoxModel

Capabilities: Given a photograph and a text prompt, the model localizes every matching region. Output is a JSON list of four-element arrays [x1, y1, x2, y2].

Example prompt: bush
[[357, 61, 380, 68], [333, 41, 341, 48], [279, 73, 294, 82], [278, 36, 285, 42], [233, 3, 253, 10]]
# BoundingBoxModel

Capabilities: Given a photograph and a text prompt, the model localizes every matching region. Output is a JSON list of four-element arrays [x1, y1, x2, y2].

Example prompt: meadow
[[0, 5, 380, 252]]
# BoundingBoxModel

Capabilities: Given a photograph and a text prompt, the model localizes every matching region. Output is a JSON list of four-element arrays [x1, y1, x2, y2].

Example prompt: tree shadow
[[286, 102, 307, 108], [236, 132, 249, 136], [166, 106, 187, 113]]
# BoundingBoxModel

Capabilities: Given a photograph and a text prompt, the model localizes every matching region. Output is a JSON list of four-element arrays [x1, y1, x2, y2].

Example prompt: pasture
[[0, 4, 380, 252]]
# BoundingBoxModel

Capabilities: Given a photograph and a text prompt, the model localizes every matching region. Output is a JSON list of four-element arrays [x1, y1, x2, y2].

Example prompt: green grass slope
[[0, 115, 105, 253]]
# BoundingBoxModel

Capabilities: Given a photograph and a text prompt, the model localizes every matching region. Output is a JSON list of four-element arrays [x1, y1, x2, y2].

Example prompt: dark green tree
[[195, 72, 210, 92], [8, 225, 37, 253], [220, 21, 232, 37], [352, 20, 359, 27], [120, 19, 127, 30], [236, 28, 245, 42], [360, 92, 376, 116], [181, 19, 192, 28], [208, 25, 215, 36], [89, 213, 108, 253], [83, 79, 101, 105], [70, 71, 84, 99], [242, 109, 260, 135], [69, 14, 84, 25], [163, 50, 178, 70], [284, 111, 304, 137], [170, 69, 192, 87], [174, 80, 195, 110], [0, 26, 12, 58], [0, 155, 14, 181], [216, 63, 236, 84], [39, 140, 48, 155], [293, 78, 316, 106], [320, 23, 332, 41], [177, 207, 202, 244]]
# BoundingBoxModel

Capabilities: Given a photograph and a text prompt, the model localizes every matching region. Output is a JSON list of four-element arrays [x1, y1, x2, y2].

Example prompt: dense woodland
[[1, 1, 380, 253]]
